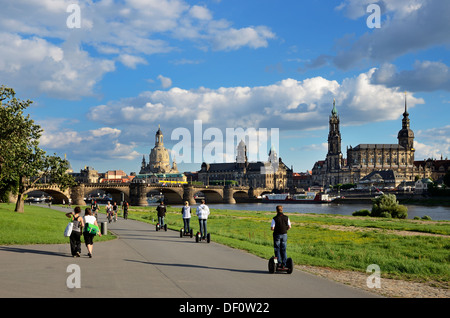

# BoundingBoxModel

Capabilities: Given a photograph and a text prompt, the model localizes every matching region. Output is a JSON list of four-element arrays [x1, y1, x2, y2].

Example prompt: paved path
[[0, 207, 380, 300]]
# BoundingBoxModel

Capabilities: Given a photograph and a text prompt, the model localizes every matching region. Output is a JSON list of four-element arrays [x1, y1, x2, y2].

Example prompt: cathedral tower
[[326, 99, 343, 171], [397, 92, 415, 151]]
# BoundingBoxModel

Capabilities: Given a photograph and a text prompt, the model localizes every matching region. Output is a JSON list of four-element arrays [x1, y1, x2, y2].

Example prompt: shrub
[[380, 212, 392, 218], [392, 205, 408, 219], [421, 215, 432, 221], [371, 194, 408, 219], [352, 209, 371, 216]]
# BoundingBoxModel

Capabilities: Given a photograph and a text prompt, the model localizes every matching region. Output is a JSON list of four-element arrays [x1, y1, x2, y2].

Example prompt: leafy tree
[[0, 85, 75, 212], [444, 171, 450, 188], [371, 193, 408, 219]]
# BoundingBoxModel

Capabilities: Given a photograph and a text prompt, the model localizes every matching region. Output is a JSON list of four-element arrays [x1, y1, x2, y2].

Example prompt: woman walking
[[66, 206, 84, 257], [83, 207, 102, 258]]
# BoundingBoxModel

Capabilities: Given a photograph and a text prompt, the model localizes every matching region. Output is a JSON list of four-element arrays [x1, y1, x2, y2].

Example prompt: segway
[[156, 223, 167, 231], [268, 256, 293, 274], [195, 232, 210, 243], [180, 228, 193, 238]]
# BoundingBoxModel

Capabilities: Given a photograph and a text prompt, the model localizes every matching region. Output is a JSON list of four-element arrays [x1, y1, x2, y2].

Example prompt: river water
[[168, 202, 450, 221]]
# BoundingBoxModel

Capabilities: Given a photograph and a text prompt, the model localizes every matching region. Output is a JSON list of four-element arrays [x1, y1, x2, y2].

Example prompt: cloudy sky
[[1, 0, 449, 174]]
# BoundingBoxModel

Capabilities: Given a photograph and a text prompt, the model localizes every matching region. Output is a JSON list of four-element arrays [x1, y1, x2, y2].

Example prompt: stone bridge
[[24, 183, 272, 206]]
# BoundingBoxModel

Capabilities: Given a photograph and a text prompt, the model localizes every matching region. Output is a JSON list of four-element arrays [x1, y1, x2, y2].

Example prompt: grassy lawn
[[0, 203, 116, 245], [1, 203, 449, 284], [128, 205, 450, 284]]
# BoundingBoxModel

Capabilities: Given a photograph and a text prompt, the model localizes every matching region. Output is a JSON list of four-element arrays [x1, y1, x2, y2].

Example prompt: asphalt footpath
[[0, 205, 381, 305]]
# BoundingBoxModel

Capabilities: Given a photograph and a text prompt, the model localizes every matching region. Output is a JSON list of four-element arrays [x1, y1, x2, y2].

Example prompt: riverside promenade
[[0, 206, 379, 301]]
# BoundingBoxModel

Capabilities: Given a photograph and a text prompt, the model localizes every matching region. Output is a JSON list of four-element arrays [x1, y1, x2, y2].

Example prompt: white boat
[[262, 192, 336, 204]]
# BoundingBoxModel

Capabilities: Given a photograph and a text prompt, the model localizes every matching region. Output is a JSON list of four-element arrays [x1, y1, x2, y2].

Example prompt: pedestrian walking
[[196, 200, 210, 239], [270, 205, 291, 270], [66, 206, 84, 257], [83, 207, 102, 258], [91, 200, 99, 219], [181, 201, 191, 233], [123, 201, 129, 220], [113, 202, 118, 221]]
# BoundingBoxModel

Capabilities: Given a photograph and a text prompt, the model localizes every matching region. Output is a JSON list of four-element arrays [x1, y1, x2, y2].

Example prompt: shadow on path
[[0, 246, 69, 258], [124, 258, 268, 275]]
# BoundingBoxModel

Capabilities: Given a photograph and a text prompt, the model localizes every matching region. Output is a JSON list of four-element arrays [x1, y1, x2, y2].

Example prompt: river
[[166, 202, 450, 221]]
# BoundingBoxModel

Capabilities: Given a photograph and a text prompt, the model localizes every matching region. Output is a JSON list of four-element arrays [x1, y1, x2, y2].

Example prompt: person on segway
[[156, 200, 166, 228], [181, 201, 191, 233], [196, 199, 210, 240], [270, 205, 291, 270]]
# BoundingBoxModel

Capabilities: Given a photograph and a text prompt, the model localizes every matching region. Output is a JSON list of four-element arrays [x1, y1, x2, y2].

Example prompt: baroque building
[[198, 140, 293, 190], [140, 125, 179, 174], [311, 95, 418, 188]]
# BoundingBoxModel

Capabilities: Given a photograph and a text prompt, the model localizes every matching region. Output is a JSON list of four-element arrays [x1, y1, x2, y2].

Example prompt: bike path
[[0, 207, 380, 298]]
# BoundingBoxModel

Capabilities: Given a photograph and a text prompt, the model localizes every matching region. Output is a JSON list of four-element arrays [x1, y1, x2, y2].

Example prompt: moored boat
[[262, 192, 336, 204]]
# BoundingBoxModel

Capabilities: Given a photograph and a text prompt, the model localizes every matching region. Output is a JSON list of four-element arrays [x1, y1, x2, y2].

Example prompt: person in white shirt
[[196, 200, 210, 239], [181, 201, 191, 233]]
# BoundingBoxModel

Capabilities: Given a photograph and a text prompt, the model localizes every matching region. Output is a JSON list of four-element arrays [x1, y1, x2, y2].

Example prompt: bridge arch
[[24, 188, 70, 204], [146, 187, 184, 205], [232, 189, 249, 203], [83, 184, 131, 204], [194, 188, 223, 203]]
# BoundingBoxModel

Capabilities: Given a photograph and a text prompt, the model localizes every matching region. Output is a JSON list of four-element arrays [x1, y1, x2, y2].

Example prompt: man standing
[[271, 205, 291, 270], [196, 200, 210, 239], [156, 201, 166, 227]]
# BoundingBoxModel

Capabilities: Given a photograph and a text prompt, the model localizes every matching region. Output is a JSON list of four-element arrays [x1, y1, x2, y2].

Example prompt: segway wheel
[[286, 258, 293, 274], [268, 257, 275, 274], [156, 224, 159, 231], [195, 232, 200, 243], [180, 229, 183, 238], [190, 229, 193, 238], [206, 233, 211, 243], [164, 224, 167, 231]]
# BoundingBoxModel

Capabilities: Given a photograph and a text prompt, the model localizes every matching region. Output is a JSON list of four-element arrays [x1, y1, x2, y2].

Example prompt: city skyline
[[1, 0, 449, 175]]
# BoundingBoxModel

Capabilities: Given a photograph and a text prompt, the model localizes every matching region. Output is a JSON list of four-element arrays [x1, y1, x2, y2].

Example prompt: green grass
[[0, 203, 116, 245], [128, 206, 450, 284], [1, 203, 449, 284]]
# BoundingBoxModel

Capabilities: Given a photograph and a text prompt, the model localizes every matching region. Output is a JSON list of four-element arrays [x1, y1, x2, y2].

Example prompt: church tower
[[326, 99, 343, 171], [397, 92, 415, 151]]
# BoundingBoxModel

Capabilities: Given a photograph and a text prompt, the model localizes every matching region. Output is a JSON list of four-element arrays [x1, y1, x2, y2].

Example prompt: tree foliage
[[371, 193, 408, 219], [0, 85, 75, 211]]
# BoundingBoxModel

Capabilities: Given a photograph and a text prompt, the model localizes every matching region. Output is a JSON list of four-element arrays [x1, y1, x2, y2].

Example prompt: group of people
[[65, 207, 102, 258], [67, 200, 292, 270], [156, 199, 210, 240], [91, 200, 129, 221]]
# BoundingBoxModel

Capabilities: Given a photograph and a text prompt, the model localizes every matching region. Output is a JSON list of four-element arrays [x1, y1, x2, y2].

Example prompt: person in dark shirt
[[270, 205, 291, 270], [156, 201, 167, 227]]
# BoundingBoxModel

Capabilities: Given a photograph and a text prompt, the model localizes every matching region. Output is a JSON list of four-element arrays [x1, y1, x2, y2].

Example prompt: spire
[[404, 91, 409, 115], [331, 98, 338, 116]]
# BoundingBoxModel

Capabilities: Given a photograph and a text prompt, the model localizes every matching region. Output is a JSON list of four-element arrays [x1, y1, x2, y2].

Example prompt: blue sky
[[1, 0, 449, 175]]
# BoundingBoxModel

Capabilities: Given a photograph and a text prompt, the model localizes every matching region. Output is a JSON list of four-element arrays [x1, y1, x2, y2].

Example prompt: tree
[[444, 171, 450, 188], [371, 193, 408, 219], [0, 85, 75, 212]]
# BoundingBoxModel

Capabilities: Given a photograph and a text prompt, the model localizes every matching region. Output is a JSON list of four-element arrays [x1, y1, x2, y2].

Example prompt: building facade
[[198, 140, 293, 190], [312, 96, 418, 188]]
